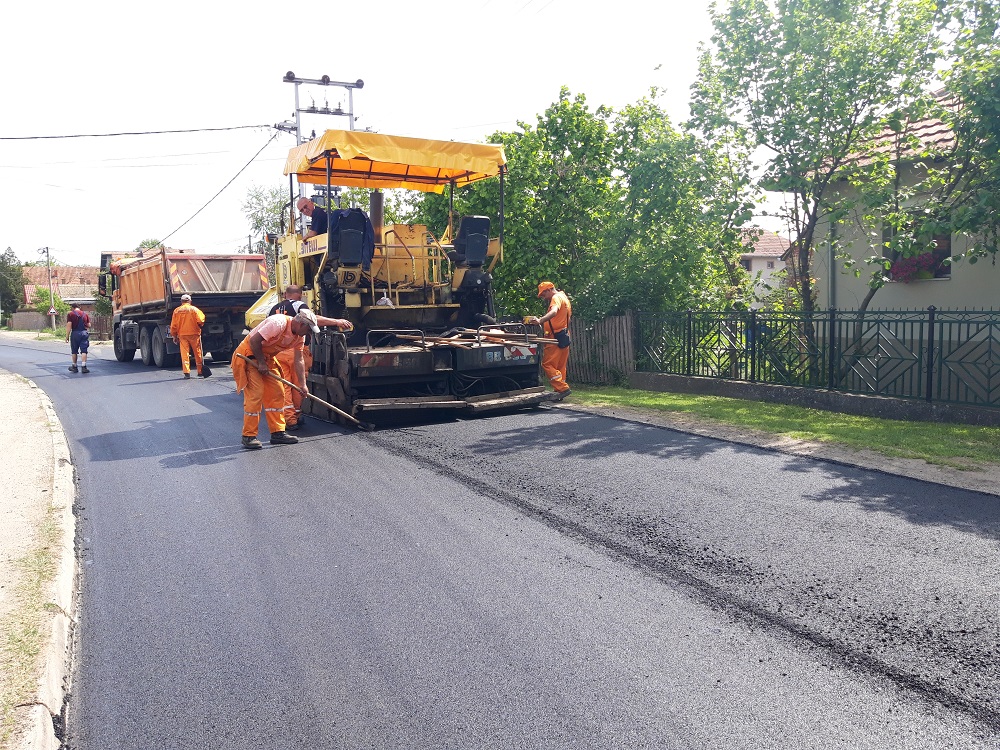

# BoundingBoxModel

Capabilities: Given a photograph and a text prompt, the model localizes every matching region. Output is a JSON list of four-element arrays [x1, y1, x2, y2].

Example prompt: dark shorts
[[70, 330, 90, 354]]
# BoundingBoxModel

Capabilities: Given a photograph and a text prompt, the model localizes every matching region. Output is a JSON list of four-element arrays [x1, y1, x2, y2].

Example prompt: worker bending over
[[232, 308, 352, 450]]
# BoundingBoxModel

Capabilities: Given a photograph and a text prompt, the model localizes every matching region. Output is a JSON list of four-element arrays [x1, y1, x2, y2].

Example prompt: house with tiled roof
[[740, 228, 790, 304], [811, 93, 998, 311], [20, 265, 100, 312]]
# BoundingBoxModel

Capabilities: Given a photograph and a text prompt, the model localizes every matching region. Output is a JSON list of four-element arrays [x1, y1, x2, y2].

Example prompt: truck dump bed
[[114, 250, 268, 312]]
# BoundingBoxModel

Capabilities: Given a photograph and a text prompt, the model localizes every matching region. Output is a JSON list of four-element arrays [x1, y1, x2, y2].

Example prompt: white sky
[[0, 0, 722, 268]]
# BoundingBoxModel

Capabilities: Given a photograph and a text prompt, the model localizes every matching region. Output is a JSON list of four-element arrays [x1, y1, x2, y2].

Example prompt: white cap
[[181, 294, 192, 302], [295, 308, 320, 333]]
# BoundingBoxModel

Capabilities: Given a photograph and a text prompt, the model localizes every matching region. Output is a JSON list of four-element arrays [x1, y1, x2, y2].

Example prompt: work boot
[[552, 389, 572, 401], [81, 366, 89, 373], [241, 436, 263, 450], [184, 372, 191, 379], [269, 431, 299, 445], [68, 365, 78, 373], [285, 421, 301, 432]]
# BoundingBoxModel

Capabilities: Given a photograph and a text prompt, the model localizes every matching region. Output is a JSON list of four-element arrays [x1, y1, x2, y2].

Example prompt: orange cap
[[537, 281, 555, 297]]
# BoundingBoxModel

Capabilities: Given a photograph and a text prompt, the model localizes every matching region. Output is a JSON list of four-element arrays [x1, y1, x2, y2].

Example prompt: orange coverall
[[541, 290, 572, 393], [169, 302, 206, 375], [232, 315, 303, 437], [275, 343, 313, 426]]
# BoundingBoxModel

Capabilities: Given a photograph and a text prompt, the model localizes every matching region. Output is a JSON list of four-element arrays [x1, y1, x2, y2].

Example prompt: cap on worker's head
[[295, 308, 320, 334], [537, 281, 555, 297], [181, 294, 192, 302]]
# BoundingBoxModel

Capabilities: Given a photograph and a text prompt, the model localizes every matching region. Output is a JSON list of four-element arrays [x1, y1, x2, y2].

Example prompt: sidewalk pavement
[[0, 369, 76, 750]]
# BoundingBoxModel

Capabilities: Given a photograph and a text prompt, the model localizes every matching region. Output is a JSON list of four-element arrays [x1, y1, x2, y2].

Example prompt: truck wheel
[[151, 327, 168, 368], [114, 327, 137, 362], [139, 327, 154, 366]]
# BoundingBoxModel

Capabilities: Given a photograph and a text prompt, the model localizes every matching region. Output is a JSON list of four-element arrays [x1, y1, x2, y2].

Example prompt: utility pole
[[273, 72, 365, 223], [275, 71, 364, 145], [38, 246, 56, 330]]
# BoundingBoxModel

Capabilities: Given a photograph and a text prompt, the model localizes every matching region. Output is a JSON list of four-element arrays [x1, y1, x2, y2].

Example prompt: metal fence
[[634, 308, 1000, 409]]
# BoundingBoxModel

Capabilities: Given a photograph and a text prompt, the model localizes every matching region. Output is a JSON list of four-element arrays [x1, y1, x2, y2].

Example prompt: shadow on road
[[474, 408, 1000, 542]]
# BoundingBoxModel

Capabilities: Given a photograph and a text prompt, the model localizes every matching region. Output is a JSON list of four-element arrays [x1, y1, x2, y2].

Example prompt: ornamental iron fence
[[634, 308, 1000, 410]]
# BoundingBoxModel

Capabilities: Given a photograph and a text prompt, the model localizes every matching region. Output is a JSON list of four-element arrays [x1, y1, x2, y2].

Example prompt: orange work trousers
[[274, 346, 312, 425], [177, 334, 204, 375], [541, 343, 570, 393], [242, 358, 286, 437]]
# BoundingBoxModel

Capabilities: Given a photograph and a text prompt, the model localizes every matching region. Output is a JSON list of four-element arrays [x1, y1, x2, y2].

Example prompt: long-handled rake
[[235, 353, 374, 431]]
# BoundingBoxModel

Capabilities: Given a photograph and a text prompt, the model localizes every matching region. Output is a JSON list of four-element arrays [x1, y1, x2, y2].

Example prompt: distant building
[[20, 265, 100, 313], [739, 228, 790, 304]]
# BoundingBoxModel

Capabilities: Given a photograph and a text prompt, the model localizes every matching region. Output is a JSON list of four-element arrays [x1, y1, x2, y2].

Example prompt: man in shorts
[[65, 304, 91, 373]]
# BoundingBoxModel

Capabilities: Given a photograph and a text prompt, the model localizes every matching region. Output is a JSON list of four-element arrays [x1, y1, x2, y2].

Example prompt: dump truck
[[99, 248, 269, 367], [247, 128, 547, 423]]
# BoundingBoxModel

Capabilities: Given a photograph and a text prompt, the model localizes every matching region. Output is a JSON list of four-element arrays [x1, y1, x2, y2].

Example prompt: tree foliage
[[409, 88, 755, 318], [0, 247, 25, 323], [242, 185, 287, 253], [691, 0, 943, 313], [31, 287, 69, 318]]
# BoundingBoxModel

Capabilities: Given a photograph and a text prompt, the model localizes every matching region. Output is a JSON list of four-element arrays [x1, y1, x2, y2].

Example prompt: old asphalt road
[[2, 327, 1000, 748]]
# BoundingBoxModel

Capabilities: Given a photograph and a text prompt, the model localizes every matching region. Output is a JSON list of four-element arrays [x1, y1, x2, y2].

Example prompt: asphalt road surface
[[3, 335, 999, 749]]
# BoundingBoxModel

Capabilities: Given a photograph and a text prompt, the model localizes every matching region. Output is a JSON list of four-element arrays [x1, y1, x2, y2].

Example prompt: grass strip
[[0, 504, 62, 748]]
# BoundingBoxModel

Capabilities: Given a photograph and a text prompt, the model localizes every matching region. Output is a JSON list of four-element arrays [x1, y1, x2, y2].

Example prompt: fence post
[[925, 305, 936, 403], [685, 309, 693, 377], [827, 307, 837, 390], [748, 309, 757, 383]]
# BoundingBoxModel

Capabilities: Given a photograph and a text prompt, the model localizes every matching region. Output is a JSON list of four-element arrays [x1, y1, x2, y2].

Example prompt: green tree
[[691, 0, 943, 314], [920, 1, 1000, 261], [32, 288, 69, 319], [0, 248, 26, 325], [338, 188, 415, 226], [242, 185, 287, 253], [410, 88, 754, 317], [93, 289, 113, 316], [135, 238, 162, 251]]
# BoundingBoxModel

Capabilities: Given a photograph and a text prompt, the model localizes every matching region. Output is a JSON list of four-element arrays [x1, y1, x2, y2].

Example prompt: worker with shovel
[[232, 308, 352, 450]]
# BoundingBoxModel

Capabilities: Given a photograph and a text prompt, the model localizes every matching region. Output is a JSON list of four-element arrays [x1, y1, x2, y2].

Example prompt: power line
[[0, 125, 272, 141], [159, 133, 280, 244]]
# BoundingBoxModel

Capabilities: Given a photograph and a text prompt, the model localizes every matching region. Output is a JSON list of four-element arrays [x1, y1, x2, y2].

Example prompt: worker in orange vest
[[232, 308, 351, 450], [170, 294, 207, 378], [527, 281, 572, 400]]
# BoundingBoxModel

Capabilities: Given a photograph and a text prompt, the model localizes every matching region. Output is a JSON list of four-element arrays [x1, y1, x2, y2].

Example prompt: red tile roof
[[844, 91, 957, 168], [21, 265, 99, 286], [741, 228, 791, 257]]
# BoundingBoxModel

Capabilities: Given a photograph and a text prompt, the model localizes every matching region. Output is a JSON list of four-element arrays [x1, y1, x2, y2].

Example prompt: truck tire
[[139, 327, 154, 366], [151, 327, 168, 368], [114, 327, 137, 362]]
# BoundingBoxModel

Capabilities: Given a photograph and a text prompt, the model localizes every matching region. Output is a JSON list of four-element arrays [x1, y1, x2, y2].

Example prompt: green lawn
[[572, 385, 1000, 471]]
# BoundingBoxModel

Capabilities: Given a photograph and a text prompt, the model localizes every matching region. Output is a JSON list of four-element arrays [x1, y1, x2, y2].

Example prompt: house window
[[766, 261, 775, 269], [739, 259, 751, 271], [882, 220, 951, 281]]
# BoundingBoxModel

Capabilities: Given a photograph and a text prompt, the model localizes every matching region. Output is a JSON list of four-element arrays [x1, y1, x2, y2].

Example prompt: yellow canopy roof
[[283, 129, 507, 193]]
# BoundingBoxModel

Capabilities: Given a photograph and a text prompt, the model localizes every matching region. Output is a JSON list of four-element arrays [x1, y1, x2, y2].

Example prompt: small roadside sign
[[48, 307, 57, 316]]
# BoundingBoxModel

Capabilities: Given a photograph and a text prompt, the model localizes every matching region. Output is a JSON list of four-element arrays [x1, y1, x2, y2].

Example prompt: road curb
[[17, 379, 77, 750]]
